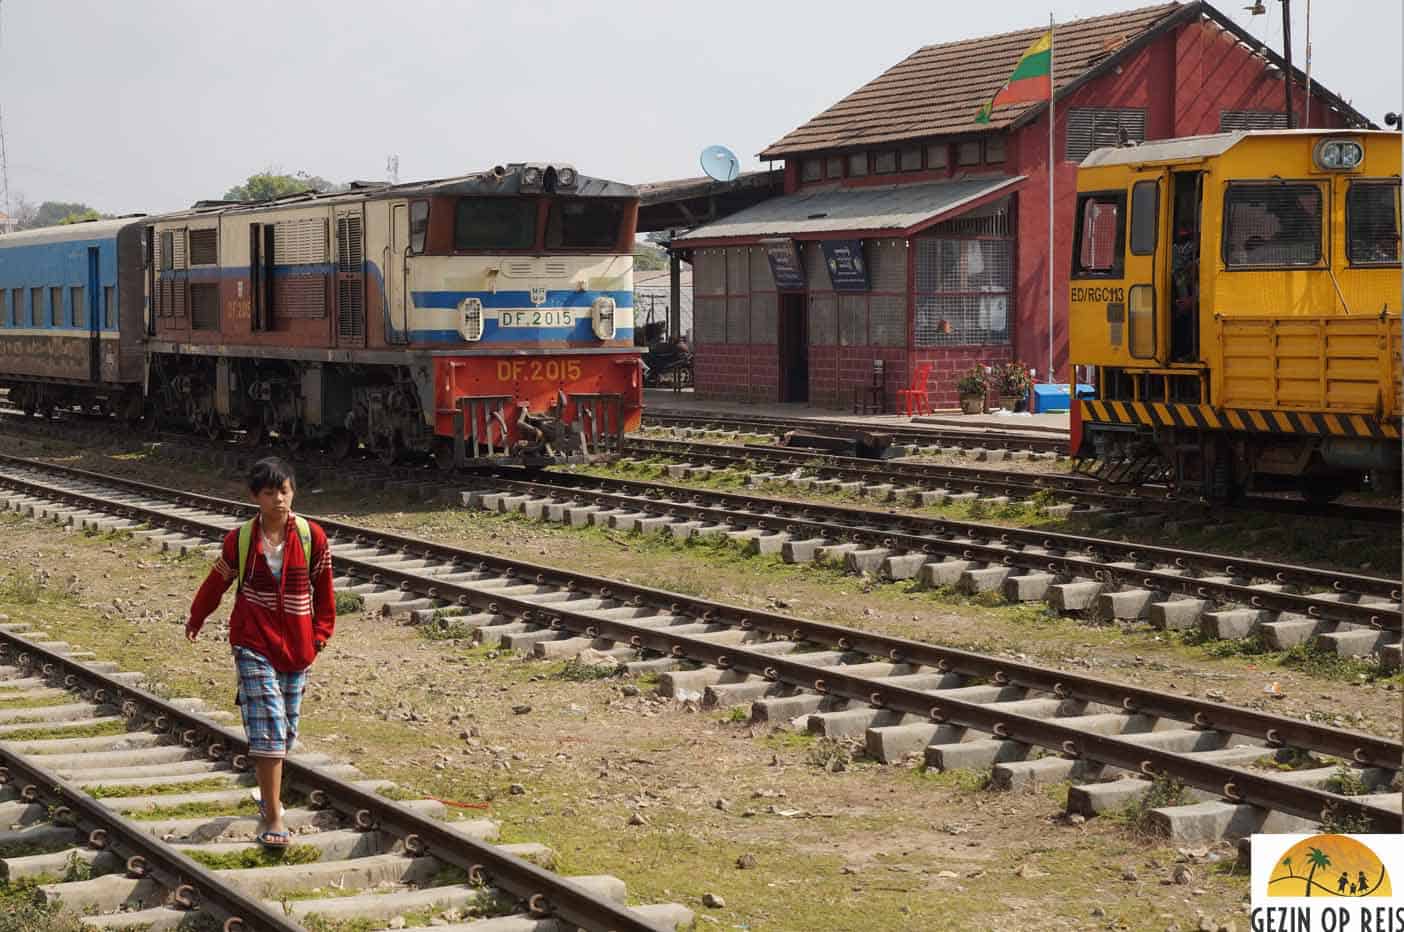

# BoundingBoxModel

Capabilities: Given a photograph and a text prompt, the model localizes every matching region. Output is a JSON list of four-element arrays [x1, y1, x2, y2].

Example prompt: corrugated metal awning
[[674, 175, 1024, 244]]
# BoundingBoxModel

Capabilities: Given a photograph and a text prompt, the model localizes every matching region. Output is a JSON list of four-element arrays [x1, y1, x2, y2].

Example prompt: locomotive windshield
[[453, 198, 537, 250], [545, 199, 627, 250]]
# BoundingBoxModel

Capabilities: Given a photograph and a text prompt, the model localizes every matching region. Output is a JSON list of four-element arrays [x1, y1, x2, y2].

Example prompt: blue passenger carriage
[[0, 218, 146, 418]]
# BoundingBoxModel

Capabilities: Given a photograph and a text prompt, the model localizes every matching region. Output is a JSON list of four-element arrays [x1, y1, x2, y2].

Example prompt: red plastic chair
[[895, 361, 935, 416]]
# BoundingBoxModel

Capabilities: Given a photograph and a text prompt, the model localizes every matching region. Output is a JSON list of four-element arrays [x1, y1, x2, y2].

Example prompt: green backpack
[[236, 516, 312, 591]]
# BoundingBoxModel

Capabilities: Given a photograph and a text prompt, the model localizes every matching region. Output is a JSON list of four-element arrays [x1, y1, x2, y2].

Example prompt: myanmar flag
[[975, 30, 1052, 123]]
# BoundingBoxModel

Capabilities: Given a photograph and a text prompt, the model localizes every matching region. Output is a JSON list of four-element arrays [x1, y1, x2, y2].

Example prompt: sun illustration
[[1268, 835, 1391, 898]]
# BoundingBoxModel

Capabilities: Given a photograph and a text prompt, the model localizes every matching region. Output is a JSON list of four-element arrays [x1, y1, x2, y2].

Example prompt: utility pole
[[1280, 0, 1295, 127]]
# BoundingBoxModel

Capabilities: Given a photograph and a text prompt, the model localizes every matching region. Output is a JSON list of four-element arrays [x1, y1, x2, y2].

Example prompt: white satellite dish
[[700, 145, 740, 182]]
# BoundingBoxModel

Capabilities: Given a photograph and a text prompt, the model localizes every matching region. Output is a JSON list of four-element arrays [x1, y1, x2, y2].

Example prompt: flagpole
[[1046, 11, 1055, 384]]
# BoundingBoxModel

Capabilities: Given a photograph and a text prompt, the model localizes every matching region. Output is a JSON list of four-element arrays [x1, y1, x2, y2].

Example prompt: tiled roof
[[673, 175, 1023, 242], [759, 2, 1186, 158]]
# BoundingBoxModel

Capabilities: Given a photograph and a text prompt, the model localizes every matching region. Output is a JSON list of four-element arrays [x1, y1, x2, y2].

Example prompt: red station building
[[670, 1, 1371, 409]]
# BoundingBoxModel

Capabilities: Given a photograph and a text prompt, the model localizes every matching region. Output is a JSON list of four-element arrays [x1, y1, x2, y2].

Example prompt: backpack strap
[[237, 516, 314, 592], [236, 518, 257, 592]]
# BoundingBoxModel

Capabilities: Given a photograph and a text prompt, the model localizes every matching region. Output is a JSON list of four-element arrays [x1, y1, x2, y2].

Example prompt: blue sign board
[[820, 239, 869, 292], [761, 238, 807, 291]]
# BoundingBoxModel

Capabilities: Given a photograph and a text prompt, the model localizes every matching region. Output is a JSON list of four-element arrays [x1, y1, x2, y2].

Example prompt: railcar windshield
[[453, 198, 537, 251], [1346, 182, 1401, 266], [545, 199, 627, 250], [1222, 183, 1323, 268]]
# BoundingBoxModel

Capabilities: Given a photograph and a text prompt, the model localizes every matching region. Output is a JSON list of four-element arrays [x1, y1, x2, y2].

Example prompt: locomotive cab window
[[1071, 191, 1126, 278], [1346, 182, 1401, 266], [545, 199, 625, 250], [409, 201, 429, 255], [453, 198, 537, 251], [1129, 180, 1159, 255], [1223, 183, 1323, 268]]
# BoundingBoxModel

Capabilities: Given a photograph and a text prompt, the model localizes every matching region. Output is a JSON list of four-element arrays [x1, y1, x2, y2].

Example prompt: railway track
[[458, 469, 1403, 664], [641, 410, 1070, 454], [619, 436, 1402, 526], [0, 456, 1397, 849], [0, 635, 690, 931]]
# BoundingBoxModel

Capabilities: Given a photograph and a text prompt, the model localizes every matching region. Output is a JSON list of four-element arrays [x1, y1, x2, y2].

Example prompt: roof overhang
[[673, 175, 1024, 249]]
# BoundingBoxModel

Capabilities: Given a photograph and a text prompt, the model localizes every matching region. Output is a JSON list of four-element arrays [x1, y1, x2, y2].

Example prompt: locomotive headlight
[[521, 165, 544, 189], [556, 166, 578, 188], [459, 297, 484, 342], [1313, 138, 1364, 171], [591, 296, 617, 340]]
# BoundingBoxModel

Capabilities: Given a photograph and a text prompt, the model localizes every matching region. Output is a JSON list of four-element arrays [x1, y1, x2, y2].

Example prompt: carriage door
[[1124, 171, 1168, 364], [1168, 172, 1203, 363], [387, 204, 410, 343], [86, 247, 102, 382], [334, 208, 366, 348]]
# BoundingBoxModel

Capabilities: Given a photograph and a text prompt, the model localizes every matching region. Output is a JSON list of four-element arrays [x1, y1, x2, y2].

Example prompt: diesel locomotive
[[0, 163, 643, 466], [1068, 129, 1401, 501]]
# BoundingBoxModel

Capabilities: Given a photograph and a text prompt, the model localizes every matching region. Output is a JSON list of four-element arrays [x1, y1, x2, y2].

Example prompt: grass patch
[[333, 591, 364, 614], [1324, 764, 1367, 797], [185, 844, 320, 870], [299, 916, 379, 932], [420, 616, 480, 641], [376, 784, 422, 802], [907, 766, 993, 793], [553, 657, 621, 681], [1, 719, 130, 742], [126, 797, 261, 822], [1115, 773, 1187, 835], [0, 572, 44, 605], [89, 777, 235, 799]]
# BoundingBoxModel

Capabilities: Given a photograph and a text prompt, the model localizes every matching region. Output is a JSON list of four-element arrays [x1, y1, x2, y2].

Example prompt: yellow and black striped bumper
[[1079, 400, 1402, 439]]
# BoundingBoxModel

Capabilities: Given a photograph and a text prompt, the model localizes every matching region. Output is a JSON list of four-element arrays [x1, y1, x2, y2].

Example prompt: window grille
[[913, 238, 1013, 346], [1219, 110, 1289, 131], [279, 219, 330, 265], [927, 143, 949, 170], [695, 295, 726, 343], [807, 293, 835, 346], [1346, 182, 1401, 266], [726, 296, 750, 344], [726, 248, 749, 295], [1066, 107, 1146, 162], [1223, 183, 1323, 268], [190, 283, 220, 330], [188, 228, 219, 266], [838, 294, 866, 346], [751, 293, 777, 344], [985, 136, 1007, 164], [869, 294, 906, 346], [694, 250, 726, 295]]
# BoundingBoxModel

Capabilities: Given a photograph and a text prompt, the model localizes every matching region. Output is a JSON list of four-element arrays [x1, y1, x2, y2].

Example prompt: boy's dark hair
[[248, 457, 296, 494]]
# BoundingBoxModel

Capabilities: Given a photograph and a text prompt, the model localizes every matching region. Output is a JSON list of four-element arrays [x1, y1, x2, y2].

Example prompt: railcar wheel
[[329, 429, 354, 461], [431, 439, 457, 473]]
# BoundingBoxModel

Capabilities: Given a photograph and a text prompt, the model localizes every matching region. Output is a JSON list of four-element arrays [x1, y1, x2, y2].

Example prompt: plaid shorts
[[234, 647, 307, 758]]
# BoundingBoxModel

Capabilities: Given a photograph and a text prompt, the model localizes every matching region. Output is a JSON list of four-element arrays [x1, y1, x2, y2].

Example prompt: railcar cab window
[[409, 201, 429, 255], [1072, 191, 1126, 278], [546, 199, 625, 250], [453, 198, 536, 251], [1222, 183, 1323, 268], [1345, 182, 1401, 266]]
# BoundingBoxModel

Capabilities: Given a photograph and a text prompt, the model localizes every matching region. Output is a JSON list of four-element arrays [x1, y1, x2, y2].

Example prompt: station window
[[1072, 191, 1126, 278], [985, 136, 1007, 164], [847, 152, 868, 177], [957, 140, 983, 166], [873, 151, 898, 174], [927, 143, 949, 171], [1345, 182, 1401, 266], [104, 286, 116, 329], [1223, 183, 1322, 268], [70, 286, 85, 327], [825, 156, 844, 179], [900, 148, 922, 172], [409, 201, 429, 255], [801, 159, 823, 182], [50, 287, 62, 326]]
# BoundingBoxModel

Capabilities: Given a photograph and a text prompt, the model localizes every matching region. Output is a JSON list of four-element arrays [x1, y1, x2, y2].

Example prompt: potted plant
[[992, 361, 1034, 411], [956, 366, 988, 415]]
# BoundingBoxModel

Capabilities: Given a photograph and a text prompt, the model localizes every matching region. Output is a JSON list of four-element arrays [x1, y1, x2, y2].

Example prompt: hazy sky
[[2, 0, 1398, 215]]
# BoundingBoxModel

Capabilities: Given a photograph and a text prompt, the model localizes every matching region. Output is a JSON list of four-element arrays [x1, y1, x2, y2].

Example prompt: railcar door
[[86, 247, 101, 382], [1122, 170, 1169, 365], [387, 203, 410, 344], [334, 207, 366, 348]]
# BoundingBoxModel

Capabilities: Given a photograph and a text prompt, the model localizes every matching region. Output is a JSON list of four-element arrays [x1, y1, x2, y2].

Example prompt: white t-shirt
[[262, 535, 285, 580]]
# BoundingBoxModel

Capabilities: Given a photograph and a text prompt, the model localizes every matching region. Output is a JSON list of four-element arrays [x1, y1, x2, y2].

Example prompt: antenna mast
[[0, 0, 11, 227], [386, 155, 400, 184]]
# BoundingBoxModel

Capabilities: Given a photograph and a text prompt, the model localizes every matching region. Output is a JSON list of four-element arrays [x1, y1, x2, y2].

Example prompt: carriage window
[[1, 291, 9, 326], [1130, 180, 1159, 255], [545, 199, 626, 250], [50, 287, 62, 326], [30, 288, 41, 327], [104, 286, 116, 329], [10, 289, 20, 325], [453, 198, 537, 251], [1072, 192, 1126, 278], [409, 201, 429, 255], [1346, 182, 1401, 266], [1223, 183, 1322, 268], [70, 287, 85, 327]]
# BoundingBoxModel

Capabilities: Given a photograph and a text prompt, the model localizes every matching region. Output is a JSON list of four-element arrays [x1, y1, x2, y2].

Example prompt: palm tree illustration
[[1281, 857, 1295, 879], [1304, 848, 1332, 896]]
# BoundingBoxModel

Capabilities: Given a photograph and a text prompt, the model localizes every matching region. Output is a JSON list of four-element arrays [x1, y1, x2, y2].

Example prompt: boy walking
[[186, 457, 335, 848]]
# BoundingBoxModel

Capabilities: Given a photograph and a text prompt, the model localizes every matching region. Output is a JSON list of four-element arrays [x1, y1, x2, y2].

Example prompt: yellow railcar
[[1068, 129, 1401, 501]]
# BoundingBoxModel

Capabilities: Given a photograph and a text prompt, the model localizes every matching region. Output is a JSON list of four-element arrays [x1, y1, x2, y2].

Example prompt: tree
[[27, 200, 103, 229], [633, 241, 669, 271], [6, 193, 38, 229], [222, 170, 346, 202], [1303, 847, 1332, 897], [59, 208, 102, 225]]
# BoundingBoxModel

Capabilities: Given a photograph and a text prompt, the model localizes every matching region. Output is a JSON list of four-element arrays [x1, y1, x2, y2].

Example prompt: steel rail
[[479, 471, 1403, 620], [640, 411, 1070, 453], [0, 460, 1396, 829], [0, 632, 666, 932]]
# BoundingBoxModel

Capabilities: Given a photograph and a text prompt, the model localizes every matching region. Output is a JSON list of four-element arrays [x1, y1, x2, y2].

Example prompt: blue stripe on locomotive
[[407, 289, 633, 344], [0, 231, 120, 330]]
